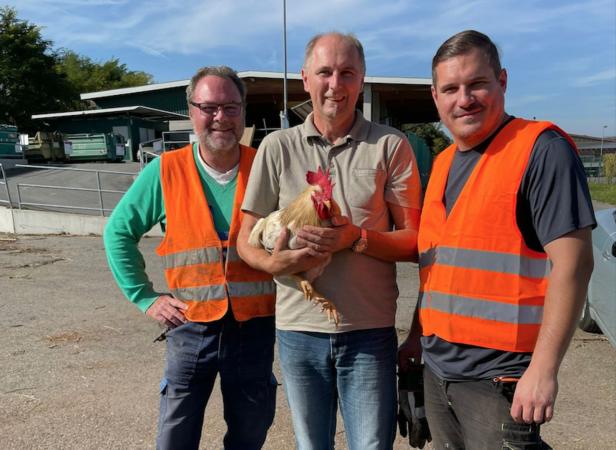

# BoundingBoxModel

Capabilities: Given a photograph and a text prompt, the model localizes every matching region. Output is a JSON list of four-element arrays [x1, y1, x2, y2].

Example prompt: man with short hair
[[399, 30, 595, 449], [237, 32, 422, 450], [104, 66, 276, 450]]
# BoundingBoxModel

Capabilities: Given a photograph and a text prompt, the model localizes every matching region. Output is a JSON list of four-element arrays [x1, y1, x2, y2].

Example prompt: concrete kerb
[[0, 205, 163, 237]]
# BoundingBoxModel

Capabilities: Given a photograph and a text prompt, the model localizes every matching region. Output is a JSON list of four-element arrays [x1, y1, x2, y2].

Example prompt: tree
[[603, 153, 616, 183], [0, 7, 153, 130], [0, 7, 75, 131], [57, 50, 152, 102], [402, 122, 452, 155]]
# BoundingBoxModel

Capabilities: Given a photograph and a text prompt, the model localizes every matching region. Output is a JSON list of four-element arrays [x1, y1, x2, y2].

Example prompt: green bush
[[588, 182, 616, 205]]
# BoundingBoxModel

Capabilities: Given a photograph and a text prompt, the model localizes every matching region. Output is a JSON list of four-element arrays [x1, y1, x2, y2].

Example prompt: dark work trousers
[[156, 312, 276, 450], [423, 364, 550, 450]]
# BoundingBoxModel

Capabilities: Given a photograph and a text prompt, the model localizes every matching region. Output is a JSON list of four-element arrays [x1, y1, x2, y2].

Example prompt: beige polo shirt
[[242, 111, 421, 332]]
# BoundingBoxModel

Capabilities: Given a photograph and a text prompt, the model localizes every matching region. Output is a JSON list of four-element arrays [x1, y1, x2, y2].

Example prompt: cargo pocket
[[502, 422, 543, 450], [157, 377, 169, 434]]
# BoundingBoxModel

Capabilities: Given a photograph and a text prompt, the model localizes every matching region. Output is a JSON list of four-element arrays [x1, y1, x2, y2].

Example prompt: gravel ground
[[1, 234, 614, 449]]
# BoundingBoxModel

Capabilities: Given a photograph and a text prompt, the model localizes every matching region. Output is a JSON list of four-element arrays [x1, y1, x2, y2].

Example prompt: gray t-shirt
[[242, 111, 422, 332], [422, 117, 596, 381]]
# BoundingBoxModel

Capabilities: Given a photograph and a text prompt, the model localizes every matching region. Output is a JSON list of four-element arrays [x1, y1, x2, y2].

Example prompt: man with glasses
[[104, 66, 276, 450]]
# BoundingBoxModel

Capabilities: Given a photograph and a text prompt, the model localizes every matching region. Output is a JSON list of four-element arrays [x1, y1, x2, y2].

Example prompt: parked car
[[579, 207, 616, 348]]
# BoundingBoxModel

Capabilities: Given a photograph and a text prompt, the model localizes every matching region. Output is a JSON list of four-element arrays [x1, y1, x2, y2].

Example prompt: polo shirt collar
[[302, 110, 371, 144]]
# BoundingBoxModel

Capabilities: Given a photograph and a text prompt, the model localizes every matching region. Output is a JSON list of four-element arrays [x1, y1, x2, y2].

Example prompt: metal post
[[600, 125, 607, 178], [16, 183, 22, 209], [0, 163, 16, 234], [139, 143, 144, 170], [96, 171, 104, 216], [280, 0, 289, 129]]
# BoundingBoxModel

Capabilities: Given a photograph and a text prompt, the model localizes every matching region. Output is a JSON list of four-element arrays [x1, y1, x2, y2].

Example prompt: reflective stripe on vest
[[419, 246, 550, 279], [162, 247, 222, 269], [228, 280, 276, 297], [172, 284, 227, 302], [171, 280, 275, 302], [418, 290, 544, 325], [162, 246, 243, 270]]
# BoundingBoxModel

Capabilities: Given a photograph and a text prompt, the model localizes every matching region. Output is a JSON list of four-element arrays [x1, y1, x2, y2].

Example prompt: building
[[570, 134, 616, 157], [32, 71, 438, 160], [570, 134, 616, 177]]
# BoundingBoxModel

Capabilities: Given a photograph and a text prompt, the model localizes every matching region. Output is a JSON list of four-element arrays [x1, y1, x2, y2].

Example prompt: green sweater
[[103, 144, 237, 312]]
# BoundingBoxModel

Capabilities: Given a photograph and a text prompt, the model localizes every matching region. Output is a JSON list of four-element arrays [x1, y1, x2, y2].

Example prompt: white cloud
[[574, 68, 616, 86]]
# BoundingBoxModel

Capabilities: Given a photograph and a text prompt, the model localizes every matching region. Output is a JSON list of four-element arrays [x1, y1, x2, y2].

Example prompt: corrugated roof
[[32, 106, 189, 120], [80, 71, 432, 100]]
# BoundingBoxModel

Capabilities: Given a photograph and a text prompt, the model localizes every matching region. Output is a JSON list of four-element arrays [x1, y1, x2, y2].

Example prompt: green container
[[0, 124, 24, 158], [26, 131, 66, 162], [405, 132, 433, 191], [64, 133, 126, 162]]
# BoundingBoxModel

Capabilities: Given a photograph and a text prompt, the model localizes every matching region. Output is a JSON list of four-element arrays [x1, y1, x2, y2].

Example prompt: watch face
[[353, 235, 368, 253], [353, 228, 368, 253], [353, 239, 367, 253]]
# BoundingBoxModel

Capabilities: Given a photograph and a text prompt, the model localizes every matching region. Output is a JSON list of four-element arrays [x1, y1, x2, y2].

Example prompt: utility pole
[[279, 0, 289, 129], [600, 124, 607, 177]]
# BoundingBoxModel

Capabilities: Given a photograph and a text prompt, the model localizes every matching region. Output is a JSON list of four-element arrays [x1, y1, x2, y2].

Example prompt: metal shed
[[31, 106, 188, 160]]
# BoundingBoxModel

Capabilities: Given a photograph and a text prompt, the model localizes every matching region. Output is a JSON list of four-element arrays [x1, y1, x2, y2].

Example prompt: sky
[[6, 0, 616, 137]]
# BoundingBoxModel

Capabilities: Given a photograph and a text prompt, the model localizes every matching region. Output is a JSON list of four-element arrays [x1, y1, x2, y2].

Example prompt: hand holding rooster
[[294, 215, 358, 254], [246, 166, 346, 325]]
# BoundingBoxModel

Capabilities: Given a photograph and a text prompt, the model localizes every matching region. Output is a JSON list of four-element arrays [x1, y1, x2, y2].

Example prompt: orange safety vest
[[156, 144, 275, 323], [418, 119, 577, 352]]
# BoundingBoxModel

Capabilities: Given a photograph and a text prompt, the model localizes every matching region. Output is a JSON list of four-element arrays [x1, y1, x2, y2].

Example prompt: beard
[[198, 123, 244, 154]]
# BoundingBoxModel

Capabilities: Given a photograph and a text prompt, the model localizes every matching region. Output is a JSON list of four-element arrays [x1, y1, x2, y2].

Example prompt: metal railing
[[138, 139, 163, 170], [10, 164, 135, 216], [0, 163, 11, 206], [0, 163, 16, 232]]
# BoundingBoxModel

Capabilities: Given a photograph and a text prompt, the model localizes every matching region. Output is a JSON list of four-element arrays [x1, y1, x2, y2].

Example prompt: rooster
[[248, 166, 341, 325]]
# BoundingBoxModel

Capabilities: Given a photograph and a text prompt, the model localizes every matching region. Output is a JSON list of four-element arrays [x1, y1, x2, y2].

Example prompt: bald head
[[303, 32, 366, 74]]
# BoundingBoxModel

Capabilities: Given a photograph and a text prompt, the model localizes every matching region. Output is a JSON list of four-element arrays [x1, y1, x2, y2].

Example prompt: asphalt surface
[[0, 161, 139, 216], [1, 234, 614, 449]]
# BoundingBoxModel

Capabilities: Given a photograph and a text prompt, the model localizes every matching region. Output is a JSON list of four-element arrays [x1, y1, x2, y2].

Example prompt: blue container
[[0, 124, 25, 158]]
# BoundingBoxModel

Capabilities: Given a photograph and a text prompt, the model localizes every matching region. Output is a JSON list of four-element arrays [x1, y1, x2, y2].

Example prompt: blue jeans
[[157, 313, 276, 450], [277, 327, 398, 450], [423, 364, 549, 449]]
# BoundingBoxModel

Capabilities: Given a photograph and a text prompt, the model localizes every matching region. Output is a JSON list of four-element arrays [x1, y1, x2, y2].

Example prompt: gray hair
[[303, 32, 366, 74], [186, 66, 247, 105], [432, 30, 502, 83]]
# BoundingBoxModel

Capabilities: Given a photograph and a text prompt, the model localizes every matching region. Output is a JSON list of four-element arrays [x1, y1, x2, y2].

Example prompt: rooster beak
[[323, 200, 331, 209]]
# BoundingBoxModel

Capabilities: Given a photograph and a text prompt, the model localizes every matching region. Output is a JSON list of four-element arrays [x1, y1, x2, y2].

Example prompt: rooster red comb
[[306, 166, 334, 199]]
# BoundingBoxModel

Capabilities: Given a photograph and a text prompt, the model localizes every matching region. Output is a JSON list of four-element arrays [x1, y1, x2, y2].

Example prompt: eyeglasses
[[189, 101, 243, 117]]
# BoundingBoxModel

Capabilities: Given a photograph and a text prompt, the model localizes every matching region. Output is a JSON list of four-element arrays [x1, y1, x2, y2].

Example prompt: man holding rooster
[[104, 66, 277, 450], [238, 32, 422, 450]]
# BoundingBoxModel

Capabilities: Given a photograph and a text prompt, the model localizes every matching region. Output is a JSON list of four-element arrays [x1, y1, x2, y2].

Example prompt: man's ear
[[499, 68, 508, 93], [301, 67, 310, 93]]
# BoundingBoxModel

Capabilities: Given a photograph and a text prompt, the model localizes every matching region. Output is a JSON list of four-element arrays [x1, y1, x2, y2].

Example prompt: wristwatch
[[351, 227, 368, 253]]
